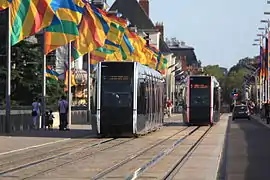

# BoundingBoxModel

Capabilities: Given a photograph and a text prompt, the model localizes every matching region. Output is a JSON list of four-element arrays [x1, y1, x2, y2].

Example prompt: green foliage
[[46, 79, 65, 109], [0, 39, 65, 107], [203, 65, 225, 81], [202, 65, 227, 102], [224, 68, 248, 102]]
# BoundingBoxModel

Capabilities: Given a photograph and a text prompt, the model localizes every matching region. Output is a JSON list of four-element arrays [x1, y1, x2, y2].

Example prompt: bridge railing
[[0, 107, 89, 133]]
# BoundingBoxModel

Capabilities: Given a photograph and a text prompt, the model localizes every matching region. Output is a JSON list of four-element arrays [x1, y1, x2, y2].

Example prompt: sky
[[107, 0, 269, 69]]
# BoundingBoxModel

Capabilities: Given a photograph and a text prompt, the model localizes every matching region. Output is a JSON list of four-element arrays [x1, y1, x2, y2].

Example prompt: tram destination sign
[[190, 84, 209, 89], [103, 75, 130, 81]]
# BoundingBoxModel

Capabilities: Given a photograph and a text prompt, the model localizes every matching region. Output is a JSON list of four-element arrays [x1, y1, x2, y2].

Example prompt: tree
[[0, 39, 65, 107], [203, 65, 225, 81], [202, 65, 227, 102]]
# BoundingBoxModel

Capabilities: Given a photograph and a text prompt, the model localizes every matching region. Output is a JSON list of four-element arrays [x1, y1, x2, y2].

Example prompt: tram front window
[[190, 88, 210, 106], [101, 80, 132, 108]]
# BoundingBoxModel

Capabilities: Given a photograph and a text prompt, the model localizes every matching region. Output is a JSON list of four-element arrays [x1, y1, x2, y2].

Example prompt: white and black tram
[[91, 61, 165, 137], [182, 75, 221, 126]]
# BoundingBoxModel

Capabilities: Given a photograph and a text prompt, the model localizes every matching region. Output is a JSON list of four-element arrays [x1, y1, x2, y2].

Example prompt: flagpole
[[42, 40, 46, 129], [5, 7, 11, 133], [68, 42, 72, 128], [87, 53, 91, 123]]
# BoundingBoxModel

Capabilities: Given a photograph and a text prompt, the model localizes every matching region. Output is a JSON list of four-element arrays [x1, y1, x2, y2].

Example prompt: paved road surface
[[218, 116, 270, 180]]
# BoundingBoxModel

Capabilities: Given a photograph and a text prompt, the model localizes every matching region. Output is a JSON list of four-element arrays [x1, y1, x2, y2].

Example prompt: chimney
[[139, 0, 149, 16], [155, 22, 164, 40], [181, 56, 187, 71]]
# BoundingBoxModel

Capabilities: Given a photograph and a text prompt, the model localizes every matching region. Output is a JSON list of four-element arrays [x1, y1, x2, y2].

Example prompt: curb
[[216, 114, 231, 180]]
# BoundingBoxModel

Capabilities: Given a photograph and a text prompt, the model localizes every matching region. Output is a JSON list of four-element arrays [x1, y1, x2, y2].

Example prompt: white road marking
[[0, 138, 71, 156]]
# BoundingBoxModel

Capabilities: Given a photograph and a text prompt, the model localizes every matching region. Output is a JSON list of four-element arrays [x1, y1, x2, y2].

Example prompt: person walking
[[58, 95, 69, 131], [166, 99, 172, 117], [31, 98, 41, 130]]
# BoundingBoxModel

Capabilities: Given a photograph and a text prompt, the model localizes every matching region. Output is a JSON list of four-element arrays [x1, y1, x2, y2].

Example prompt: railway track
[[89, 126, 198, 179], [0, 136, 111, 167], [0, 126, 187, 179], [92, 127, 190, 179], [89, 125, 212, 180], [161, 126, 212, 179], [0, 137, 134, 178]]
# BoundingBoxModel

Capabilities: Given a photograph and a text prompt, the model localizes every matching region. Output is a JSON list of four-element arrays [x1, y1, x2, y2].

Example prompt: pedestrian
[[58, 95, 69, 131], [48, 110, 54, 130], [44, 111, 50, 130], [166, 98, 172, 117], [31, 97, 41, 130]]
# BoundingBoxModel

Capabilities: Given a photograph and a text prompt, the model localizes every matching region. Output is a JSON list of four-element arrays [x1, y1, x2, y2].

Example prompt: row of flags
[[0, 0, 168, 76], [258, 33, 270, 83]]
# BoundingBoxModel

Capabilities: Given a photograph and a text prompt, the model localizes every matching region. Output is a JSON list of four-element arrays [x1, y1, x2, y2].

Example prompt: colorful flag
[[90, 47, 115, 66], [157, 54, 168, 75], [46, 66, 59, 80], [10, 0, 56, 45], [119, 32, 134, 60], [0, 0, 11, 11], [72, 3, 108, 60], [128, 33, 147, 63], [142, 46, 155, 68], [64, 69, 77, 92], [44, 0, 84, 54], [106, 22, 125, 46]]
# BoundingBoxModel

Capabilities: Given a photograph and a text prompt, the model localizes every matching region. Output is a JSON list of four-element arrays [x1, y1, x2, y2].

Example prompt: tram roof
[[97, 61, 164, 80], [187, 75, 220, 87]]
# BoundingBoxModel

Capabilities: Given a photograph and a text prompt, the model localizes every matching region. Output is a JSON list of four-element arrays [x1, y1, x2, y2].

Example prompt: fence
[[0, 110, 89, 133]]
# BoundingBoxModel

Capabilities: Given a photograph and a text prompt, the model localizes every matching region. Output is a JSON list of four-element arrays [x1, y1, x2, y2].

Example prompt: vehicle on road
[[232, 104, 250, 120], [182, 75, 221, 126], [91, 61, 165, 137]]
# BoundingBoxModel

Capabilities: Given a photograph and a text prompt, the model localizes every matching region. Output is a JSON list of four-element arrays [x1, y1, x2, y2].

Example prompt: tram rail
[[0, 138, 134, 177], [161, 126, 212, 179], [92, 127, 190, 179], [91, 126, 198, 179]]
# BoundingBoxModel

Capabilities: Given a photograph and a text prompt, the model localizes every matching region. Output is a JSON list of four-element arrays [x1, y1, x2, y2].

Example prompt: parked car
[[232, 104, 250, 120]]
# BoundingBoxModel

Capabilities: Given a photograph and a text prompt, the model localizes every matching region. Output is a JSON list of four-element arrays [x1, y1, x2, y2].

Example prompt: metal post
[[255, 75, 258, 113], [67, 43, 72, 128], [5, 8, 11, 133], [41, 53, 46, 129], [87, 53, 91, 123]]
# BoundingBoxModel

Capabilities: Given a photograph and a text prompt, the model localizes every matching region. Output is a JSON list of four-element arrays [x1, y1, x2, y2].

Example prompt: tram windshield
[[101, 63, 133, 108], [189, 77, 211, 106]]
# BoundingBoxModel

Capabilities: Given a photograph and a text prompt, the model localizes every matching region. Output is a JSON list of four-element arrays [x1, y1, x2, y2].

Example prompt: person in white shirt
[[32, 98, 41, 129], [58, 95, 69, 131]]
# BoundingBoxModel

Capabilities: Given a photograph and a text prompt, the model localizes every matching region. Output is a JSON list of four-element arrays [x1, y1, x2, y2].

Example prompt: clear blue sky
[[107, 0, 269, 69]]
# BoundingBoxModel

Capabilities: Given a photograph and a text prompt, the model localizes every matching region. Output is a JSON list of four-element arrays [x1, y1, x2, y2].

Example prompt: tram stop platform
[[217, 114, 270, 180]]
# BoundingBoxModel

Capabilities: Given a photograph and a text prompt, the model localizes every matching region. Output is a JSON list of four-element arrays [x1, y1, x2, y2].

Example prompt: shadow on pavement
[[164, 122, 186, 126], [218, 115, 270, 180]]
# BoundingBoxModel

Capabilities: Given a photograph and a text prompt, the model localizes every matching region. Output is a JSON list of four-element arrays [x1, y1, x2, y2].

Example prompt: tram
[[182, 75, 221, 126], [91, 61, 165, 137]]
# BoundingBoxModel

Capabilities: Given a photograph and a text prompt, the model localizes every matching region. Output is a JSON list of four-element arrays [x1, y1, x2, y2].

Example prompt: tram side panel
[[213, 86, 221, 122], [136, 66, 165, 135]]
